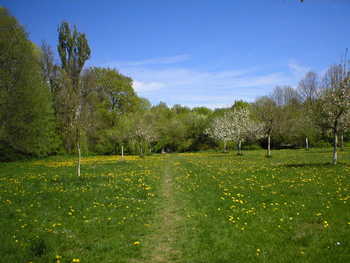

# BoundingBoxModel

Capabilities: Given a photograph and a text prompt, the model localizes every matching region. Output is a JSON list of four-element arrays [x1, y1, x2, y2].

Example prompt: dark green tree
[[0, 7, 57, 160]]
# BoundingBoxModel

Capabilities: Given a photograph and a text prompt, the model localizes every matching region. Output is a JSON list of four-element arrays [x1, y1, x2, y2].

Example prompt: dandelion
[[133, 241, 140, 246], [323, 220, 329, 228], [72, 259, 80, 263]]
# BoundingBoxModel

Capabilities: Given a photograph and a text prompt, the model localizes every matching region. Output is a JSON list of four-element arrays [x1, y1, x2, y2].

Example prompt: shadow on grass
[[208, 153, 235, 158], [282, 162, 347, 168]]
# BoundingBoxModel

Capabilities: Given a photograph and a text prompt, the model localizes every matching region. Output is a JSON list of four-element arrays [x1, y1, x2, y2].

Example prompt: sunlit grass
[[0, 155, 163, 263], [173, 149, 350, 262], [0, 149, 349, 262]]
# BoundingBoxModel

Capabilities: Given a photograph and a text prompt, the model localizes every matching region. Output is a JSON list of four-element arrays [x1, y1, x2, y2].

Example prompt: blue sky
[[1, 0, 350, 108]]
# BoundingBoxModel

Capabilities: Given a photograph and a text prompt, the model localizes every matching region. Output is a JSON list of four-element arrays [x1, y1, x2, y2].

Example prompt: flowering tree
[[316, 64, 350, 164], [133, 114, 158, 156], [231, 108, 264, 155], [205, 108, 264, 155], [339, 113, 350, 150], [205, 112, 235, 152], [230, 108, 248, 155]]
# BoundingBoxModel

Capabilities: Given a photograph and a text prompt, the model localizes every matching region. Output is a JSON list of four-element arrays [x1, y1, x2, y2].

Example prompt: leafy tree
[[57, 21, 91, 175], [252, 97, 278, 157], [79, 67, 141, 154], [0, 7, 57, 160], [315, 65, 350, 164]]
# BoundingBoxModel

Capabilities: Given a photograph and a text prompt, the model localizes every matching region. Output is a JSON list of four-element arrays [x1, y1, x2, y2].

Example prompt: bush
[[243, 143, 262, 150], [313, 140, 331, 148], [0, 141, 30, 161]]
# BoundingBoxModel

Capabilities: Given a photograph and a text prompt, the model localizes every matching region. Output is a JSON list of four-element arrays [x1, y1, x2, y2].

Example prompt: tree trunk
[[333, 130, 338, 165], [223, 140, 227, 152], [267, 135, 271, 157], [121, 145, 124, 158], [77, 140, 81, 177], [305, 137, 309, 151], [238, 139, 242, 155], [140, 143, 143, 156], [340, 133, 344, 151]]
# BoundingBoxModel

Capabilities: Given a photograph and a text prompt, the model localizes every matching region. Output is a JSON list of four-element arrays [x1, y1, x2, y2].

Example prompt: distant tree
[[0, 7, 57, 160], [57, 21, 91, 176], [192, 106, 213, 116], [271, 86, 301, 106], [231, 100, 250, 110], [297, 72, 320, 150], [298, 72, 319, 104], [252, 97, 278, 157], [133, 113, 158, 156]]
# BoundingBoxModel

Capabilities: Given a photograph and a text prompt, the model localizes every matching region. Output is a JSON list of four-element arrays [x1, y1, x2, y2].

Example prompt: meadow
[[0, 149, 349, 263]]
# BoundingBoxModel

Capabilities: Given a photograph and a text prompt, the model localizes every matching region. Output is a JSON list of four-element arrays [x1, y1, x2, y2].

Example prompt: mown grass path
[[138, 158, 183, 263]]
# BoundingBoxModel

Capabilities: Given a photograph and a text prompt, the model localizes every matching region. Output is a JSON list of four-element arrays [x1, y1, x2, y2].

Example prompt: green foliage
[[313, 140, 332, 148], [2, 8, 350, 161], [242, 143, 263, 150], [0, 7, 58, 160]]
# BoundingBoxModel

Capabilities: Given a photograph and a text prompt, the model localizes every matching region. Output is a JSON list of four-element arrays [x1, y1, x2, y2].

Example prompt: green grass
[[0, 149, 349, 262], [0, 155, 163, 263]]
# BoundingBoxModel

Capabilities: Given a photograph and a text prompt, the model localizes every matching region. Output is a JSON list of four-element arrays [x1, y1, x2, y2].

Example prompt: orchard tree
[[231, 108, 249, 155], [339, 114, 350, 151], [57, 21, 91, 176], [252, 96, 278, 157], [315, 64, 350, 164], [231, 107, 264, 155], [205, 111, 235, 152]]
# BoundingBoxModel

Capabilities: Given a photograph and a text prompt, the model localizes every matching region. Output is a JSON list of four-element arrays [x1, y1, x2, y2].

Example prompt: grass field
[[0, 149, 349, 262]]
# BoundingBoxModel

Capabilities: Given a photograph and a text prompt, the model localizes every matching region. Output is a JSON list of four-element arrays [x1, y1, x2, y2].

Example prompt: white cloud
[[125, 67, 290, 92], [104, 54, 190, 67], [123, 67, 292, 108], [132, 80, 165, 92], [288, 61, 311, 79], [100, 56, 310, 108]]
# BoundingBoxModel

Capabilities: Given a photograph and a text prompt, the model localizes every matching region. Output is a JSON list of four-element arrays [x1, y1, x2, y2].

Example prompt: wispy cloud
[[122, 67, 292, 108], [101, 55, 311, 109], [105, 54, 190, 67], [288, 60, 311, 80], [133, 80, 165, 92]]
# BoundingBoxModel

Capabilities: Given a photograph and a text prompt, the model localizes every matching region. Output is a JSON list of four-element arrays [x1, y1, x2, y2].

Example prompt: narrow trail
[[138, 159, 183, 263]]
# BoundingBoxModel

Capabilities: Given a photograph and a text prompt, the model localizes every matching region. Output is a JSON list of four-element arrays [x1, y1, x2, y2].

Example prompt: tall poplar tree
[[57, 21, 90, 175]]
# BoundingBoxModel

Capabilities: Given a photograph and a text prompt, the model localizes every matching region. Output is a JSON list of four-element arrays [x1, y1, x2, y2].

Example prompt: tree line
[[1, 7, 349, 164]]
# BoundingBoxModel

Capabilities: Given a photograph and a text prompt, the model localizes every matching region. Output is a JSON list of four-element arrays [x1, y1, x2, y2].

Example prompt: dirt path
[[136, 159, 183, 263]]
